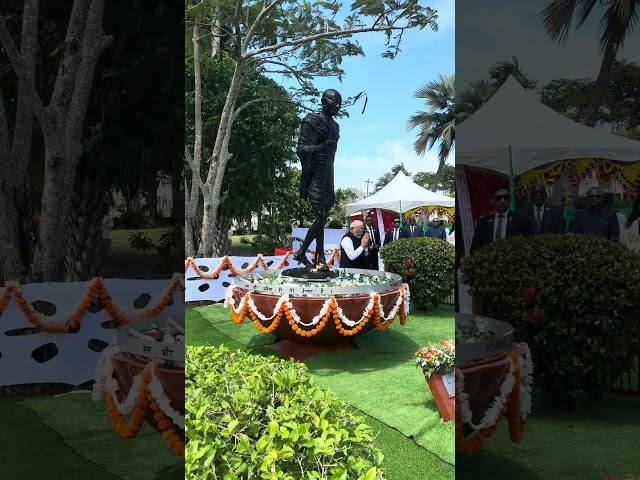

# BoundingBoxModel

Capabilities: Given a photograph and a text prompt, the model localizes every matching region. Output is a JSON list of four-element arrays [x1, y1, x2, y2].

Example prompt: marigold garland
[[0, 274, 184, 334], [226, 286, 407, 337], [454, 351, 525, 453], [184, 249, 340, 280], [104, 361, 184, 454]]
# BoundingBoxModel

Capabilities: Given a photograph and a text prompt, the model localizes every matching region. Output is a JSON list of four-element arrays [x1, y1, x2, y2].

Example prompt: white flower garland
[[224, 285, 408, 329], [456, 354, 517, 431], [91, 343, 185, 429], [518, 344, 534, 420]]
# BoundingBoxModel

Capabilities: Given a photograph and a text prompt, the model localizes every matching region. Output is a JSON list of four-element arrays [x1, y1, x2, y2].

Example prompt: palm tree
[[372, 163, 411, 194], [407, 74, 455, 192], [488, 56, 538, 90], [456, 79, 494, 124], [541, 0, 639, 128]]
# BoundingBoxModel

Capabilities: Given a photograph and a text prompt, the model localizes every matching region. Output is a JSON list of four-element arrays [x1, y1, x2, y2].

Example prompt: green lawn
[[0, 394, 182, 479]]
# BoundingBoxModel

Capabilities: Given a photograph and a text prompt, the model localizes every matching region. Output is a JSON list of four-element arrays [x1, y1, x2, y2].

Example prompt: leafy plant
[[462, 234, 640, 407], [328, 218, 344, 229], [379, 237, 454, 311], [185, 346, 385, 479], [119, 210, 154, 229], [127, 225, 183, 275]]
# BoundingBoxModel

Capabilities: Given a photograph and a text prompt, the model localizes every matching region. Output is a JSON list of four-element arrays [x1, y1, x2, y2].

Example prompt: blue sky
[[267, 0, 455, 192], [457, 0, 640, 91]]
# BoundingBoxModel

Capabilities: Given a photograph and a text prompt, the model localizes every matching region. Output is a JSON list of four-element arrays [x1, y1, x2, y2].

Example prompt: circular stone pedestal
[[231, 268, 407, 345], [281, 267, 339, 282]]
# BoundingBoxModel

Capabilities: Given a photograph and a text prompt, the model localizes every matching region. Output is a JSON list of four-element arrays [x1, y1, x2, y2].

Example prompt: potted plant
[[415, 340, 455, 421]]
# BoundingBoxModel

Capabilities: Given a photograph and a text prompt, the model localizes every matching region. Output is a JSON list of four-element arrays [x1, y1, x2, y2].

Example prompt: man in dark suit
[[401, 215, 423, 238], [573, 187, 620, 241], [517, 181, 566, 235], [384, 216, 405, 245], [364, 214, 382, 270], [470, 184, 523, 253]]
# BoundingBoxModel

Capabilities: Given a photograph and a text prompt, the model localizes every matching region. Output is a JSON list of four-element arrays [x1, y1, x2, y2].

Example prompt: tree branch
[[234, 0, 243, 59], [245, 24, 409, 59], [185, 145, 199, 176], [243, 0, 286, 52], [233, 97, 313, 121], [0, 14, 48, 126]]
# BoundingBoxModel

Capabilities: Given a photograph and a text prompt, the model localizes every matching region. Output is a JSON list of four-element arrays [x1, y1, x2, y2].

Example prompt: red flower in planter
[[521, 308, 544, 323], [405, 268, 415, 276], [521, 286, 536, 301], [405, 259, 412, 266]]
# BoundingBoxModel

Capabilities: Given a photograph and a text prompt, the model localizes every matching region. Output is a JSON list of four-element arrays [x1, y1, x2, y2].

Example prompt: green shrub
[[328, 218, 344, 229], [462, 234, 640, 407], [234, 226, 249, 236], [185, 346, 385, 480], [379, 237, 454, 311], [249, 234, 291, 255], [118, 210, 154, 229]]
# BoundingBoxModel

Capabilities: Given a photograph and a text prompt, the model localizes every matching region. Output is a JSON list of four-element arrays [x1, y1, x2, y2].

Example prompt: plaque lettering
[[143, 346, 152, 354]]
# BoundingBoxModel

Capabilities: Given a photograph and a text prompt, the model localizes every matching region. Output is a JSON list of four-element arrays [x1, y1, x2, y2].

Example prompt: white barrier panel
[[185, 255, 298, 303], [0, 279, 183, 386], [292, 228, 347, 255]]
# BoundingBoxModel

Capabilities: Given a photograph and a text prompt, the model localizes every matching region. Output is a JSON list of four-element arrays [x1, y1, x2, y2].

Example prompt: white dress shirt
[[341, 236, 368, 260]]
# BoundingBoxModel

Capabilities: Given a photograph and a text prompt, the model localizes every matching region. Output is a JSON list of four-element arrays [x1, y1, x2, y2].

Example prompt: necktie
[[411, 226, 414, 235], [495, 214, 504, 242], [536, 208, 542, 231], [369, 228, 375, 245], [394, 229, 398, 241]]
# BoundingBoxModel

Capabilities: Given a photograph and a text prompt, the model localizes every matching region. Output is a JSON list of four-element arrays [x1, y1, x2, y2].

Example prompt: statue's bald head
[[321, 89, 342, 116]]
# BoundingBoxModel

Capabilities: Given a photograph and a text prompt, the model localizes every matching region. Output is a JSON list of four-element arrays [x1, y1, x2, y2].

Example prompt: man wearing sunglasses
[[470, 184, 523, 253], [384, 216, 405, 245], [517, 181, 566, 235], [572, 187, 620, 241]]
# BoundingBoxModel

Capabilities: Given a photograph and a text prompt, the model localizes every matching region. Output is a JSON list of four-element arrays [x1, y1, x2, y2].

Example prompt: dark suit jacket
[[365, 226, 382, 270], [470, 211, 522, 253], [384, 228, 406, 245], [517, 203, 566, 235], [401, 224, 423, 238]]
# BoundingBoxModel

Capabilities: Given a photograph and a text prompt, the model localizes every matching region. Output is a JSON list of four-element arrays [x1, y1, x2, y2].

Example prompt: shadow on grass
[[152, 464, 184, 480], [456, 450, 541, 480]]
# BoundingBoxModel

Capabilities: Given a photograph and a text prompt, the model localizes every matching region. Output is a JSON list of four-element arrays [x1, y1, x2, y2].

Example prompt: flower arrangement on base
[[415, 340, 455, 377]]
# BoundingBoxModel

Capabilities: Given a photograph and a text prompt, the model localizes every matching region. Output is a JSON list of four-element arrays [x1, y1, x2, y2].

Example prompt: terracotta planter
[[111, 353, 184, 434], [424, 369, 455, 422], [233, 288, 403, 345]]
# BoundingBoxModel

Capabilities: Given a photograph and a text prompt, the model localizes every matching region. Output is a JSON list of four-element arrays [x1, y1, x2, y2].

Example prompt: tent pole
[[508, 145, 516, 210], [399, 201, 403, 227]]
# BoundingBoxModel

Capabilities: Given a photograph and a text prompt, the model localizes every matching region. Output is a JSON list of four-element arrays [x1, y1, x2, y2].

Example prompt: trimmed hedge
[[462, 233, 640, 406], [380, 237, 454, 311], [185, 346, 385, 479]]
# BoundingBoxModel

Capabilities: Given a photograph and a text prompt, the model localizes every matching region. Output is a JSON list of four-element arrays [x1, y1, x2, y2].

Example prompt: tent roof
[[345, 171, 454, 216], [456, 76, 640, 176]]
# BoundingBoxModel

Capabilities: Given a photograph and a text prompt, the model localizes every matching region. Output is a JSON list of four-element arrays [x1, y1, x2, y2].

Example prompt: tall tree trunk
[[0, 0, 39, 281], [430, 158, 446, 192], [144, 168, 159, 217], [199, 62, 244, 257], [65, 165, 107, 281], [564, 41, 619, 211], [584, 41, 618, 128], [211, 213, 231, 257]]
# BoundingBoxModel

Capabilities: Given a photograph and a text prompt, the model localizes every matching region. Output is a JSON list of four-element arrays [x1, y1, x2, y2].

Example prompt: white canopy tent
[[456, 76, 640, 177], [345, 171, 455, 216]]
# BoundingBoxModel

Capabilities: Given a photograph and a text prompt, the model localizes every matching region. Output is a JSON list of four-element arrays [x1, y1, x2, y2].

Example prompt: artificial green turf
[[364, 414, 454, 480], [456, 390, 640, 480], [17, 393, 182, 480], [188, 304, 456, 466], [0, 397, 121, 480]]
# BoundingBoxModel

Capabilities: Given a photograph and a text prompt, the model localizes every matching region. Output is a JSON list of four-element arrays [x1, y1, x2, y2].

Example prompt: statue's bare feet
[[293, 251, 313, 269]]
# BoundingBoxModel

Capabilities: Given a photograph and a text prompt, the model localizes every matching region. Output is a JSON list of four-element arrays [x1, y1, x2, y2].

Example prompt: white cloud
[[334, 140, 452, 189]]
